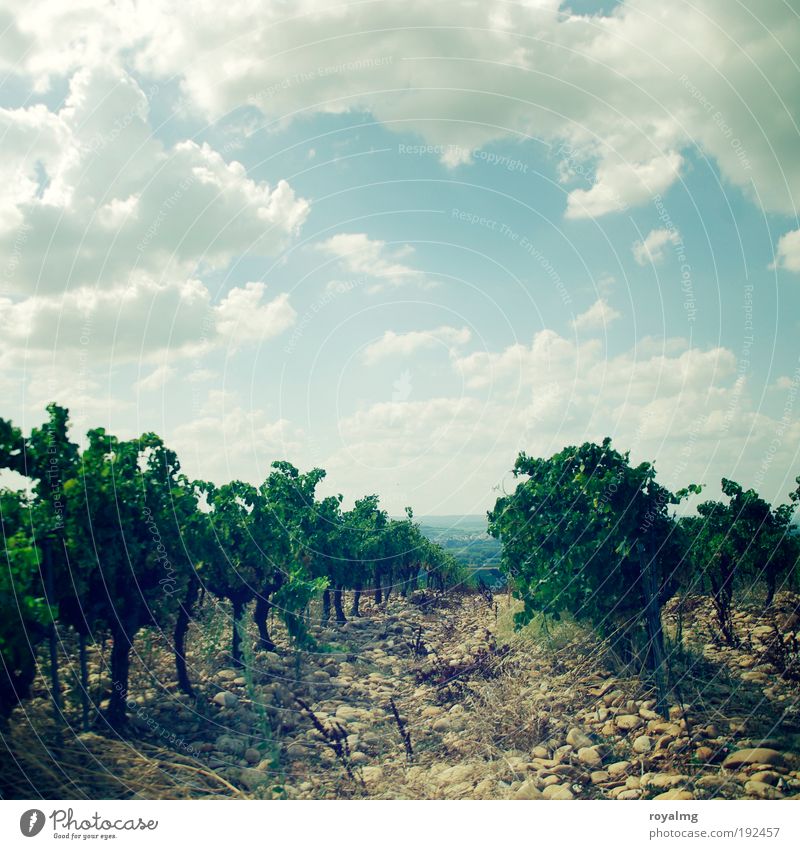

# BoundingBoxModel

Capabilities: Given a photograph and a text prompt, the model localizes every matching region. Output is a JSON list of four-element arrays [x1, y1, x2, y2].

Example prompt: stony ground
[[3, 589, 800, 800]]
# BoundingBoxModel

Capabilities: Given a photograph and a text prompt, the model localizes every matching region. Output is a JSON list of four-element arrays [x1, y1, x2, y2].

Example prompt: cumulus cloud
[[0, 277, 297, 367], [134, 364, 176, 393], [565, 153, 683, 220], [3, 1, 800, 513], [448, 330, 748, 447], [171, 390, 305, 484], [36, 0, 790, 218], [454, 329, 595, 390], [571, 298, 622, 332], [0, 1, 140, 89], [770, 229, 800, 272], [317, 233, 427, 293], [3, 2, 799, 220], [319, 329, 800, 511], [633, 227, 682, 265], [0, 60, 308, 415], [215, 284, 297, 351], [0, 65, 309, 296], [363, 326, 471, 364]]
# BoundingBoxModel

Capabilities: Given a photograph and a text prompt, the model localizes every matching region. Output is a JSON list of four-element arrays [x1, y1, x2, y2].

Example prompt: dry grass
[[0, 720, 243, 800], [493, 596, 591, 653], [451, 597, 615, 756]]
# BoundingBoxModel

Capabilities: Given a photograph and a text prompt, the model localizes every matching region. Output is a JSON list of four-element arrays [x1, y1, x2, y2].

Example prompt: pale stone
[[361, 766, 384, 784], [654, 789, 694, 800], [542, 784, 574, 800], [213, 692, 238, 708], [335, 705, 361, 722], [578, 746, 603, 767], [607, 760, 631, 776], [239, 768, 270, 791], [723, 748, 785, 769], [695, 775, 733, 790], [513, 779, 543, 800], [744, 780, 783, 799], [215, 733, 246, 755], [643, 773, 689, 789], [695, 746, 715, 763], [567, 728, 593, 749], [437, 764, 477, 785], [616, 714, 644, 731]]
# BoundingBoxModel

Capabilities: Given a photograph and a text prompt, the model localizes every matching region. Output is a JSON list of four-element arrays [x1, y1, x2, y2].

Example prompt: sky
[[1, 0, 800, 516]]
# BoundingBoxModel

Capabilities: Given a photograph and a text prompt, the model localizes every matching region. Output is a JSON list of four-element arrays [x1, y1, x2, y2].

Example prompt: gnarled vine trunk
[[350, 584, 362, 617], [709, 554, 738, 646], [333, 586, 346, 623], [174, 576, 199, 697], [107, 626, 133, 731], [254, 594, 276, 651]]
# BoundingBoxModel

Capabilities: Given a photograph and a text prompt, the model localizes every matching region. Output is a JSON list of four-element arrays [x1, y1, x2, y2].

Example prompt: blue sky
[[1, 0, 799, 515]]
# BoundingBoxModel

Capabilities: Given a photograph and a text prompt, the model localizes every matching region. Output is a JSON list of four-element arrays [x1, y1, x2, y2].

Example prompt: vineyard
[[1, 406, 800, 800]]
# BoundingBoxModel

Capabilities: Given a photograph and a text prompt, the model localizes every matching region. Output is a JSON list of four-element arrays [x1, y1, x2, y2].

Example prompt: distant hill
[[414, 514, 490, 534], [412, 514, 502, 574]]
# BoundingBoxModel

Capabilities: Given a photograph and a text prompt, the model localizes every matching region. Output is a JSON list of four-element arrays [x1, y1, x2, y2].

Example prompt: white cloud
[[134, 364, 175, 393], [171, 390, 304, 484], [454, 329, 598, 390], [317, 233, 427, 293], [571, 298, 622, 332], [3, 2, 799, 221], [215, 284, 297, 351], [449, 331, 747, 443], [0, 1, 140, 90], [21, 363, 132, 431], [0, 277, 296, 367], [633, 227, 681, 266], [40, 0, 789, 218], [565, 153, 683, 220], [363, 326, 471, 364], [0, 64, 309, 297], [3, 1, 800, 514], [0, 61, 307, 412], [770, 229, 800, 272], [318, 329, 800, 512]]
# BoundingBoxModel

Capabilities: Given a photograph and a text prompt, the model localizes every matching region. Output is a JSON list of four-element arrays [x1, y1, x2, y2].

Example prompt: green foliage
[[680, 476, 800, 643], [0, 404, 471, 725], [273, 570, 326, 647], [488, 438, 690, 635], [0, 495, 54, 716]]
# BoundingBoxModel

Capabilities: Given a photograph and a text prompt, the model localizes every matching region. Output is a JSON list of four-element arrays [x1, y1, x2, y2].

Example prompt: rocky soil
[[3, 590, 800, 800]]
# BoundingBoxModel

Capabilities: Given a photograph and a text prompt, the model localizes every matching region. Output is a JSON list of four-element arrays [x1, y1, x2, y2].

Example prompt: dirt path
[[2, 591, 799, 800]]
